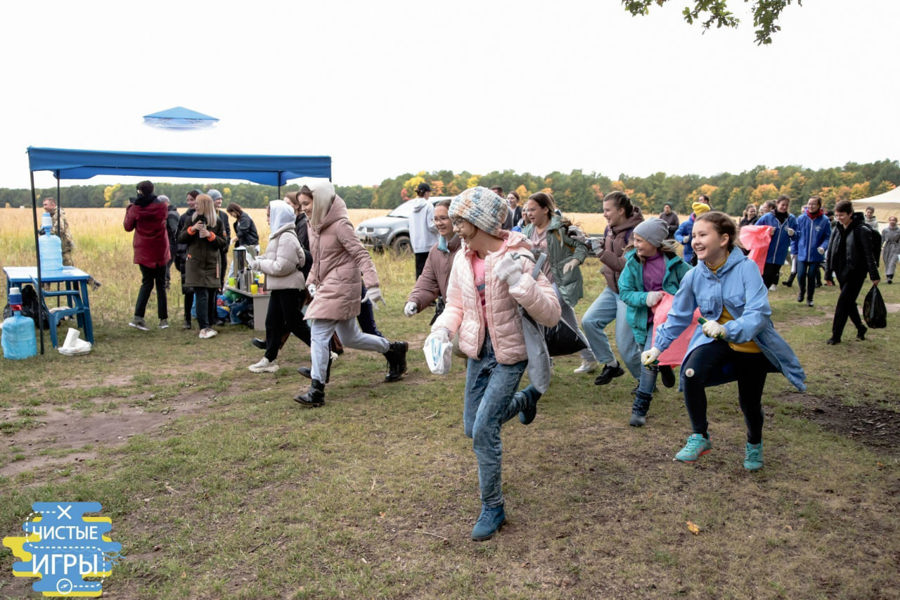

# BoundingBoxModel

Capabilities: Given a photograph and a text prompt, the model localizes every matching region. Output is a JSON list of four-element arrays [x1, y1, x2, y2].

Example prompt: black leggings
[[265, 288, 311, 361], [832, 272, 867, 340], [682, 340, 773, 444], [135, 264, 167, 320]]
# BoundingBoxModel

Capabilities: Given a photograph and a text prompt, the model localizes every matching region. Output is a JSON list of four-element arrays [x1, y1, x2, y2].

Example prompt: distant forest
[[3, 159, 898, 216]]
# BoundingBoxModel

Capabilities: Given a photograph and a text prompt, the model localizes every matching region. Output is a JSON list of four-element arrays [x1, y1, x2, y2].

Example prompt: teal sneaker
[[674, 433, 712, 463], [744, 442, 763, 471], [471, 504, 506, 541]]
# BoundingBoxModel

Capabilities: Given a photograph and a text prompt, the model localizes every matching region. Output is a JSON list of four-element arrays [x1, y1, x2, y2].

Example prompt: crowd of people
[[106, 181, 894, 542]]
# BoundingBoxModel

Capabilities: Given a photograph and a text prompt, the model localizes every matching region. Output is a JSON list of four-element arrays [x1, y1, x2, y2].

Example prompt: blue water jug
[[2, 287, 37, 360], [39, 229, 64, 274]]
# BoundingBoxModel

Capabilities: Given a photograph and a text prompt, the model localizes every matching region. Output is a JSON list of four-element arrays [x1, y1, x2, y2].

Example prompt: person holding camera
[[178, 193, 227, 339], [124, 180, 170, 331]]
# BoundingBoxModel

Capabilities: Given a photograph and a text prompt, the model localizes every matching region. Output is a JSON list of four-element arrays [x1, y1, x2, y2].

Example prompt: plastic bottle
[[38, 214, 64, 274], [1, 287, 37, 360]]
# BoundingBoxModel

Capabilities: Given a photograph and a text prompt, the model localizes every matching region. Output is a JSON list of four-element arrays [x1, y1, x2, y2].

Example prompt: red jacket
[[124, 199, 171, 267]]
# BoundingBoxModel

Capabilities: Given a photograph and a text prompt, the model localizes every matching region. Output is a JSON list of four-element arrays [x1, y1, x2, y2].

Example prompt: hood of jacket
[[314, 195, 350, 232], [610, 206, 644, 236], [413, 198, 429, 212], [134, 193, 158, 208], [268, 200, 295, 237]]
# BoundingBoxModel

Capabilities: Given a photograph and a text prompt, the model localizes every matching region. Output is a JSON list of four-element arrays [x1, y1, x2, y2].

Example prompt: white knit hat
[[449, 187, 508, 237]]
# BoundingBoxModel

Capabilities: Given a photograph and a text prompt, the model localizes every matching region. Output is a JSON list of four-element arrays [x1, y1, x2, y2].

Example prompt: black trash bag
[[863, 284, 887, 329], [544, 314, 587, 357]]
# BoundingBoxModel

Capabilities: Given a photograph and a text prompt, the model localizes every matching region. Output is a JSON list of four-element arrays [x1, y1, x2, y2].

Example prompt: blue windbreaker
[[674, 214, 696, 263], [756, 211, 798, 266], [653, 247, 806, 391], [794, 209, 831, 263]]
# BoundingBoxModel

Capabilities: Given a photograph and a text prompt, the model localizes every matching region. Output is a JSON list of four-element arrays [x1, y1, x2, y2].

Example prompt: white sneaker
[[198, 328, 218, 339], [128, 318, 149, 331], [574, 359, 599, 374], [249, 357, 279, 373]]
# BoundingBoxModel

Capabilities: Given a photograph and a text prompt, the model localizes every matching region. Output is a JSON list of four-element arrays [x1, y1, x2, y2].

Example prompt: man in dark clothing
[[164, 197, 180, 290], [175, 191, 199, 329], [824, 200, 880, 344], [659, 203, 679, 239]]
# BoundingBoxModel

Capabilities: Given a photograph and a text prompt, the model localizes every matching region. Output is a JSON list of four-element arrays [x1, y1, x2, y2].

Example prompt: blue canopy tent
[[26, 146, 332, 353]]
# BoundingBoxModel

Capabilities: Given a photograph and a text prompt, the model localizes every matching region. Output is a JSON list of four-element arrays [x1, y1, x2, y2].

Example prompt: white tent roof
[[860, 184, 900, 204]]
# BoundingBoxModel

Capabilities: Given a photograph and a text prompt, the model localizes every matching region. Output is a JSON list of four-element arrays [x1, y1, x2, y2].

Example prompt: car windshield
[[387, 200, 417, 219]]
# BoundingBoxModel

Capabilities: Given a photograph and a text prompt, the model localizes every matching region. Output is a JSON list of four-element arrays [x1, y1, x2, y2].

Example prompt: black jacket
[[166, 205, 180, 257], [825, 212, 880, 281], [233, 212, 259, 247], [174, 208, 196, 272]]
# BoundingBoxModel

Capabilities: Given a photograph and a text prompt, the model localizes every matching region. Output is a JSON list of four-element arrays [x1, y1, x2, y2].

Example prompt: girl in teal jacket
[[618, 218, 691, 427], [643, 211, 806, 471]]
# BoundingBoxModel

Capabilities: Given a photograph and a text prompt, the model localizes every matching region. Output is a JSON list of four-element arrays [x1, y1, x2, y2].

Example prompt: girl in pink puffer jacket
[[430, 187, 560, 542]]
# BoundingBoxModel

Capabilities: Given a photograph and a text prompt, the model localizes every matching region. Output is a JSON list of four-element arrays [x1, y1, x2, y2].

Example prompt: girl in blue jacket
[[618, 218, 691, 427], [756, 195, 798, 288], [793, 196, 830, 306], [642, 212, 806, 471]]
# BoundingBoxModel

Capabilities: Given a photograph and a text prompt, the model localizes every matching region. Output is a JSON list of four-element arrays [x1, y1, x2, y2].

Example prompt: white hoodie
[[409, 198, 438, 253]]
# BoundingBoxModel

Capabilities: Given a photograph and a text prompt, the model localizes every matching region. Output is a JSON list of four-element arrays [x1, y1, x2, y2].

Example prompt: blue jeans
[[463, 333, 527, 508], [581, 287, 641, 379], [633, 336, 658, 415]]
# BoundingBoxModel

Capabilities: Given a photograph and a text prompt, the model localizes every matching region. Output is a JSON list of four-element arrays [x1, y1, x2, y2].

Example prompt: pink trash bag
[[739, 225, 773, 275], [651, 292, 701, 367]]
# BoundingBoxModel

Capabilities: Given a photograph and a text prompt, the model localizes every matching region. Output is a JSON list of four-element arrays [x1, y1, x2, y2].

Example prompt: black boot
[[298, 355, 332, 384], [294, 380, 325, 407], [383, 341, 408, 382], [629, 393, 652, 427], [782, 273, 796, 288]]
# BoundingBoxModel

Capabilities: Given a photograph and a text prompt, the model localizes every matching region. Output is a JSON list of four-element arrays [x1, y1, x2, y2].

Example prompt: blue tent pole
[[30, 169, 45, 355]]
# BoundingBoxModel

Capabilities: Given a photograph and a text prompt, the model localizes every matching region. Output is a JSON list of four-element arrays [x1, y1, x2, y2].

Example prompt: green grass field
[[1, 209, 898, 600]]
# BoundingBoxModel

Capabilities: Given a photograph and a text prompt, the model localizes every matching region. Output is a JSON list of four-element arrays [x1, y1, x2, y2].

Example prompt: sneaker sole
[[249, 366, 279, 373], [675, 448, 711, 463], [128, 323, 149, 331]]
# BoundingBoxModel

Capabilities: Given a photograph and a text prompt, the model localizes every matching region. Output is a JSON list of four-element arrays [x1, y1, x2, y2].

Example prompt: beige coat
[[254, 223, 306, 290], [433, 231, 561, 365], [306, 196, 379, 321]]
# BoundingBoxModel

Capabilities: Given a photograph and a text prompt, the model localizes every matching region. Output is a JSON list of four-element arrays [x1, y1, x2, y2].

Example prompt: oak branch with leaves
[[621, 0, 801, 45]]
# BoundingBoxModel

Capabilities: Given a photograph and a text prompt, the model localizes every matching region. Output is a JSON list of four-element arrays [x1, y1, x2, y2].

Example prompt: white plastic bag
[[423, 330, 452, 375]]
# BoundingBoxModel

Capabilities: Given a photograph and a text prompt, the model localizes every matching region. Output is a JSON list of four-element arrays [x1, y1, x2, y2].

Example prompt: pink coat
[[305, 196, 379, 321], [433, 231, 561, 365]]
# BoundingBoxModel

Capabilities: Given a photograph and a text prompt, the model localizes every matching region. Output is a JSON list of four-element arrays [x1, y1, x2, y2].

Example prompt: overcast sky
[[2, 0, 897, 190]]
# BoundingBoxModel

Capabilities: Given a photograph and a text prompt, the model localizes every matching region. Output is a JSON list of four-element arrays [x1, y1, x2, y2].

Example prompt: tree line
[[3, 159, 898, 216]]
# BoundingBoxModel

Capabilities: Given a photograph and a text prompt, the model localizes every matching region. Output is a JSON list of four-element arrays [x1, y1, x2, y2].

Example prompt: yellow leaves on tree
[[779, 172, 807, 199], [815, 186, 851, 208], [103, 184, 122, 208], [850, 181, 871, 200], [873, 181, 896, 196], [430, 180, 444, 195], [750, 183, 779, 204], [515, 184, 529, 200], [689, 184, 718, 205], [755, 169, 779, 186], [404, 173, 427, 198], [466, 175, 480, 189]]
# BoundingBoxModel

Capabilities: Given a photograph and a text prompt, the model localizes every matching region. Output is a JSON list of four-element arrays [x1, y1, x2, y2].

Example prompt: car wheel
[[391, 235, 411, 254]]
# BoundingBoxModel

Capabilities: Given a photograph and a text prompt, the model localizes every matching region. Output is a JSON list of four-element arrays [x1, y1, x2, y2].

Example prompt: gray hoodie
[[409, 198, 438, 253]]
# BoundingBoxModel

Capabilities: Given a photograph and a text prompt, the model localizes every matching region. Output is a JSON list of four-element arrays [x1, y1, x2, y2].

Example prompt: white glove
[[645, 291, 663, 307], [641, 347, 661, 366], [786, 228, 795, 236], [567, 226, 587, 245], [562, 258, 580, 274], [307, 283, 316, 298], [364, 286, 385, 308], [682, 236, 690, 244], [702, 319, 727, 339], [404, 301, 418, 317], [494, 254, 523, 287], [247, 258, 259, 270], [818, 246, 825, 255]]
